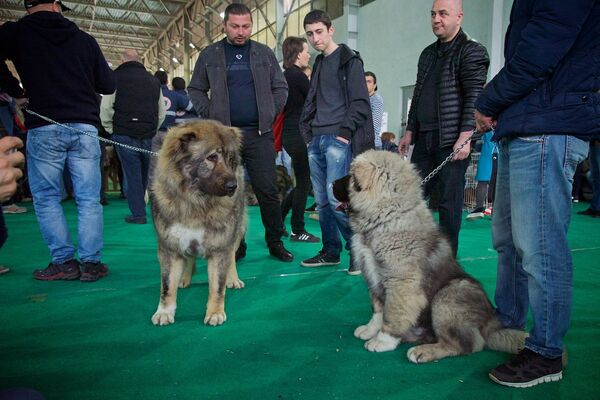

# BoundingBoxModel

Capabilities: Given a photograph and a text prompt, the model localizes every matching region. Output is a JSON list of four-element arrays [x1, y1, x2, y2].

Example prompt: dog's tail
[[485, 321, 528, 354]]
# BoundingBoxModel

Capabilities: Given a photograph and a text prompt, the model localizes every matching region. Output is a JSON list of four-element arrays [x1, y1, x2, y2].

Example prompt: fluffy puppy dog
[[342, 150, 526, 363], [151, 120, 246, 327]]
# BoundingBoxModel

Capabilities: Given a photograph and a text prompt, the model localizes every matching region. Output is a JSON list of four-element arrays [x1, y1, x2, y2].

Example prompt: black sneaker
[[33, 259, 81, 281], [80, 262, 109, 282], [489, 348, 563, 388], [577, 208, 600, 217], [300, 251, 340, 267], [290, 230, 320, 243], [125, 215, 147, 224], [347, 255, 361, 276]]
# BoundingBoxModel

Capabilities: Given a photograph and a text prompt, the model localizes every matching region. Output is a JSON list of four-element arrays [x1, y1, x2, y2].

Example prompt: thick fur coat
[[150, 120, 246, 327], [342, 150, 526, 363]]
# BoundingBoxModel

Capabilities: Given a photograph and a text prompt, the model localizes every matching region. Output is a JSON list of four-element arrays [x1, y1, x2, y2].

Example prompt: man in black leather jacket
[[399, 0, 489, 256]]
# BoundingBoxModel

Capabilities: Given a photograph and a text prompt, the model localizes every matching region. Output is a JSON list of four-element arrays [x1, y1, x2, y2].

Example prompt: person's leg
[[66, 124, 103, 264], [508, 135, 587, 357], [241, 131, 285, 247], [283, 134, 312, 234], [492, 138, 529, 330], [323, 135, 353, 249], [307, 136, 341, 257], [475, 181, 489, 209], [27, 125, 75, 264], [435, 147, 469, 256], [140, 137, 152, 193], [410, 133, 436, 199], [113, 135, 146, 219], [589, 144, 600, 212]]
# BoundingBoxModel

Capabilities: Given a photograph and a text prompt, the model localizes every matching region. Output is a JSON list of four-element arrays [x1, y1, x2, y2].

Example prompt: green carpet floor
[[1, 195, 599, 399]]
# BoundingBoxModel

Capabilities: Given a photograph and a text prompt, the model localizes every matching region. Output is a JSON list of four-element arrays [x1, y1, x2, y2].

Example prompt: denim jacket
[[188, 38, 288, 135]]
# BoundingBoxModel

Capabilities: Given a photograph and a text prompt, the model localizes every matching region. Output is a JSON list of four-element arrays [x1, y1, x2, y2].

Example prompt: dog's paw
[[226, 278, 245, 289], [151, 307, 175, 326], [365, 331, 400, 352], [204, 310, 227, 326], [407, 345, 437, 364], [179, 277, 192, 288], [354, 324, 379, 340]]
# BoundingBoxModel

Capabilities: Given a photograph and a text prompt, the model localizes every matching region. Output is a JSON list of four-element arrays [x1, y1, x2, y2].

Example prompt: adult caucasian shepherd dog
[[150, 120, 246, 327], [334, 150, 526, 363]]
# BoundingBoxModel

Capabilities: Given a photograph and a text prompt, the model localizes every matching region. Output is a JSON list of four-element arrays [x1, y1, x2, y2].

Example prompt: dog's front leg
[[204, 252, 229, 326], [354, 290, 383, 340], [152, 249, 185, 326], [365, 282, 427, 352]]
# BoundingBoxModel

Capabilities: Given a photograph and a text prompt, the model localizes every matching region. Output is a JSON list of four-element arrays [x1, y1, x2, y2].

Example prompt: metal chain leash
[[25, 109, 159, 157], [420, 129, 475, 185]]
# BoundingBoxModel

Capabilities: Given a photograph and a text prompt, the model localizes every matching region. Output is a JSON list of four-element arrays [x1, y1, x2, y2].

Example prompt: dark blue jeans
[[411, 130, 470, 256], [113, 135, 152, 218]]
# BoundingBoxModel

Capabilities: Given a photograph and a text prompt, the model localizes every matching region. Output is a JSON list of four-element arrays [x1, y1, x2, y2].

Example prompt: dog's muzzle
[[225, 179, 238, 196]]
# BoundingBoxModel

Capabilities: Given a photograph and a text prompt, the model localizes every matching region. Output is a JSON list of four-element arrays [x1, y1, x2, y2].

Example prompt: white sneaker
[[466, 208, 485, 221]]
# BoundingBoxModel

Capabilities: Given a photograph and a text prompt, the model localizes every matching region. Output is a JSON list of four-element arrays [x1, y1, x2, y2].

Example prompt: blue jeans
[[27, 123, 103, 264], [113, 135, 152, 218], [492, 134, 588, 358], [308, 135, 352, 257], [589, 144, 600, 211]]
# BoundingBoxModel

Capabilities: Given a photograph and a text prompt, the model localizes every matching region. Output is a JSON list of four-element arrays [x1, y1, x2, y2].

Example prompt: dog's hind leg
[[407, 327, 485, 363], [204, 251, 230, 326], [354, 291, 383, 340], [226, 250, 245, 289], [152, 250, 185, 326], [179, 257, 195, 288]]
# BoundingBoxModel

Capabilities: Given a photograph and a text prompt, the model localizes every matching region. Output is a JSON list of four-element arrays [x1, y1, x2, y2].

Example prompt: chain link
[[420, 129, 475, 185], [25, 109, 159, 157]]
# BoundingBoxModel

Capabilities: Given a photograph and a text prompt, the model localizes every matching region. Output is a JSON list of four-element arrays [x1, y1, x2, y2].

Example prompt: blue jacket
[[159, 85, 195, 131], [475, 0, 600, 139]]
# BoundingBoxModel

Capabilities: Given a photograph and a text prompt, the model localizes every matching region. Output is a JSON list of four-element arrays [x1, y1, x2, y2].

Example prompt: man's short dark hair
[[224, 3, 252, 22], [154, 70, 168, 85], [303, 10, 332, 30], [282, 36, 307, 69], [365, 71, 377, 91], [172, 77, 186, 91]]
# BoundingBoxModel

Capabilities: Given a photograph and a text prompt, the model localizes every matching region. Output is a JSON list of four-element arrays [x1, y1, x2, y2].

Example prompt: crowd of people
[[0, 0, 599, 390]]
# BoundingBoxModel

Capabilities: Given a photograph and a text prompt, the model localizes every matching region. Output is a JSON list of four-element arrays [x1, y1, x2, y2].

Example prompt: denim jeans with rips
[[307, 134, 352, 257], [492, 134, 588, 358], [27, 123, 103, 264]]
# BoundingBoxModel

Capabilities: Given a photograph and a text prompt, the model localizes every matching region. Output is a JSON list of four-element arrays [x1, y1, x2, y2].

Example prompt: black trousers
[[241, 130, 284, 247], [411, 130, 470, 256], [281, 130, 311, 233]]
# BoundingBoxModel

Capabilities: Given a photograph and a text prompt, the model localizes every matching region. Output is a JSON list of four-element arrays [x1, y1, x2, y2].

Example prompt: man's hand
[[474, 110, 496, 133], [452, 131, 472, 161], [0, 136, 25, 202], [398, 130, 413, 157]]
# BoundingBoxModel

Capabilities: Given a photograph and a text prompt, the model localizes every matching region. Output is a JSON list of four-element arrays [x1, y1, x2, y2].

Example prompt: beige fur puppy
[[343, 150, 526, 363]]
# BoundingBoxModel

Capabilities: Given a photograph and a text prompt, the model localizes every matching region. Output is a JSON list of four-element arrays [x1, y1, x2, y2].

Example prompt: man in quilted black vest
[[399, 0, 489, 257]]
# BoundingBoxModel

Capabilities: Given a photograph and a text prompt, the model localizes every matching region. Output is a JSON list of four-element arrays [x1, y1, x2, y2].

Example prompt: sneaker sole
[[489, 371, 562, 388], [300, 261, 340, 267], [466, 213, 484, 221], [347, 269, 362, 276], [80, 271, 109, 282], [291, 238, 320, 243], [33, 272, 81, 281]]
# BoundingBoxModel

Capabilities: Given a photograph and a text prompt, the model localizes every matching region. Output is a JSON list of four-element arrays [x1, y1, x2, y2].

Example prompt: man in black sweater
[[0, 0, 115, 282], [398, 0, 489, 257], [100, 49, 165, 225]]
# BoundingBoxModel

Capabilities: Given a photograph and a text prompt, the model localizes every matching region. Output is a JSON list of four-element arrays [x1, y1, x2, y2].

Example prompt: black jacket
[[187, 38, 288, 135], [300, 44, 374, 156], [407, 29, 489, 148], [0, 11, 115, 129], [112, 61, 161, 139]]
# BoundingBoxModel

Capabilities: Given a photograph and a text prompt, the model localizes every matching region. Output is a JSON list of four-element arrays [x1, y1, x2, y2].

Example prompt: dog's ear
[[353, 161, 377, 192], [176, 132, 197, 154], [333, 175, 351, 202]]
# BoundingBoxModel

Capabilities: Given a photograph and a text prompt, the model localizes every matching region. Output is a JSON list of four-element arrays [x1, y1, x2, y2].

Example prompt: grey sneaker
[[466, 207, 485, 221], [300, 251, 340, 267], [347, 255, 361, 276]]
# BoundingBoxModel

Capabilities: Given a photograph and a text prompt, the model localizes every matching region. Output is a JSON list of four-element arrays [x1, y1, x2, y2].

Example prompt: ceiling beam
[[61, 0, 174, 18]]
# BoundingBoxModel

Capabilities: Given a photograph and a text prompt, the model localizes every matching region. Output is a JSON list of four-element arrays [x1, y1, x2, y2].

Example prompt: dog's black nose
[[225, 180, 237, 193]]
